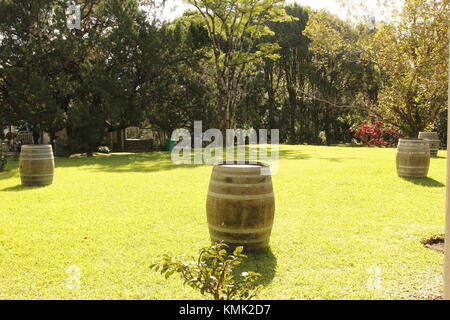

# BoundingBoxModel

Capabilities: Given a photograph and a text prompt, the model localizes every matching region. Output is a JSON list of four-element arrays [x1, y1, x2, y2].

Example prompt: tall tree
[[368, 0, 449, 136], [0, 0, 168, 154], [323, 0, 449, 137], [184, 0, 293, 134]]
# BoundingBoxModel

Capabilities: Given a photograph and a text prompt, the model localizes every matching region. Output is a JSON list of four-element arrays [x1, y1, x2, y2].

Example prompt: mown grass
[[0, 145, 446, 300]]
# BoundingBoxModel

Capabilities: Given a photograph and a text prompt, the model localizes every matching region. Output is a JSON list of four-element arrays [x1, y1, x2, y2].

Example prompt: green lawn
[[0, 145, 446, 300]]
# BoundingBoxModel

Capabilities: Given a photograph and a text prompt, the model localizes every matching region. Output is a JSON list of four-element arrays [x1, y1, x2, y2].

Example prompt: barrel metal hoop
[[19, 158, 54, 161], [20, 173, 54, 177], [209, 180, 273, 188], [208, 191, 274, 200], [208, 224, 273, 234], [397, 165, 428, 169], [397, 149, 428, 152], [210, 236, 269, 244], [211, 172, 267, 178]]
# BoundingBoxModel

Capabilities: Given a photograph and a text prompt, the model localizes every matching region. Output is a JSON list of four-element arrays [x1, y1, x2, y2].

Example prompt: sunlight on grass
[[0, 145, 446, 299]]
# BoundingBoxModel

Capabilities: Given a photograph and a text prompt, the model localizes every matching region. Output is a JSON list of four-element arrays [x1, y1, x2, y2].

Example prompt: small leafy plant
[[151, 242, 264, 300], [97, 146, 111, 154]]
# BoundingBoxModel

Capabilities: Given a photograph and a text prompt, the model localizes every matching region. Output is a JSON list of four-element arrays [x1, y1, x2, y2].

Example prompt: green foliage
[[305, 0, 449, 137], [0, 0, 189, 154], [239, 4, 368, 144], [367, 0, 449, 136], [0, 0, 446, 148], [185, 0, 295, 130], [151, 242, 264, 300], [66, 100, 107, 156]]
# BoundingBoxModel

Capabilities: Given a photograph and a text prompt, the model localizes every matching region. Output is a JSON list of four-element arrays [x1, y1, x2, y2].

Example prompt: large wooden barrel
[[418, 132, 440, 158], [19, 145, 55, 186], [396, 139, 430, 178], [206, 162, 275, 251]]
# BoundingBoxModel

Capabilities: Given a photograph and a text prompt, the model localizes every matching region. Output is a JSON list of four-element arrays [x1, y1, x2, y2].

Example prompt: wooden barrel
[[418, 132, 440, 158], [19, 145, 54, 186], [206, 162, 275, 251], [396, 139, 430, 178]]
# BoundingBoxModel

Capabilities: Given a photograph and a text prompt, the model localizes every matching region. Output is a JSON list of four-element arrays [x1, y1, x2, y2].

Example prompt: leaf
[[233, 246, 244, 256]]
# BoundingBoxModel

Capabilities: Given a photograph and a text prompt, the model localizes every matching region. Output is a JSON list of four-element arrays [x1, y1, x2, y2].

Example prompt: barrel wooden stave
[[418, 132, 440, 157], [206, 163, 275, 251], [396, 139, 430, 178], [19, 145, 55, 186]]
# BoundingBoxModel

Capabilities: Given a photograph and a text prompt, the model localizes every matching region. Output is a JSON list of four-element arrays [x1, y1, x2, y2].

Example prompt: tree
[[328, 0, 449, 137], [184, 0, 293, 134], [0, 0, 69, 134], [271, 4, 310, 143], [237, 4, 374, 145], [145, 15, 214, 139], [0, 0, 170, 155], [368, 0, 449, 136]]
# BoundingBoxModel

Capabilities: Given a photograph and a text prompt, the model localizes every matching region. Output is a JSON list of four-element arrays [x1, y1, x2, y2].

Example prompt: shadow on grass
[[401, 177, 445, 188], [278, 149, 356, 163], [53, 152, 203, 173], [234, 248, 277, 287], [278, 149, 310, 161], [16, 146, 357, 173], [1, 185, 50, 192], [0, 160, 20, 181], [0, 169, 19, 180]]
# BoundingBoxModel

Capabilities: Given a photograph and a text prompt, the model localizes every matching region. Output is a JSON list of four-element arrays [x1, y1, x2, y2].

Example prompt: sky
[[158, 0, 399, 22]]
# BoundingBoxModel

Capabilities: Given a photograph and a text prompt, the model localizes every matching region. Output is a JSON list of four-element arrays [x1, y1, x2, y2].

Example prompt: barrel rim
[[398, 138, 427, 142], [21, 144, 53, 148], [418, 132, 439, 135], [214, 160, 270, 167]]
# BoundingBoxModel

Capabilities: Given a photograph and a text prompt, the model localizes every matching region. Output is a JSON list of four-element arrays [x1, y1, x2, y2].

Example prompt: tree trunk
[[264, 60, 276, 129]]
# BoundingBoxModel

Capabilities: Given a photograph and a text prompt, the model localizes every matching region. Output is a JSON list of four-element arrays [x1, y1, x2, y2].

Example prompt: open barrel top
[[21, 144, 53, 148], [398, 138, 426, 142], [214, 161, 270, 167], [221, 164, 261, 168], [213, 161, 271, 176]]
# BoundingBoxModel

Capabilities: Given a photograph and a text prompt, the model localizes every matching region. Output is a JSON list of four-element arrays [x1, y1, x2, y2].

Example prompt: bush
[[351, 121, 402, 147], [151, 242, 264, 300], [98, 146, 111, 154], [0, 156, 6, 172]]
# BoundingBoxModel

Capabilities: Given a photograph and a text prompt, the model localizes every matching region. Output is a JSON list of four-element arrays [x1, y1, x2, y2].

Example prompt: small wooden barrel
[[418, 132, 440, 158], [19, 145, 55, 186], [396, 139, 430, 178], [206, 162, 275, 251]]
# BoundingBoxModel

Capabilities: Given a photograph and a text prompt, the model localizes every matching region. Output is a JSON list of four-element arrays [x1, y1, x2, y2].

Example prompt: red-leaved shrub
[[351, 121, 402, 147]]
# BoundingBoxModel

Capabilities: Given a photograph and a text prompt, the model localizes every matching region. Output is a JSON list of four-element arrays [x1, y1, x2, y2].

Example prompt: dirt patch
[[421, 235, 445, 253], [413, 293, 443, 300]]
